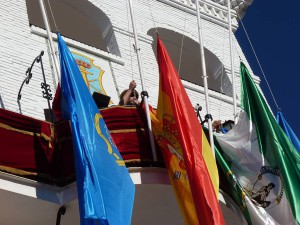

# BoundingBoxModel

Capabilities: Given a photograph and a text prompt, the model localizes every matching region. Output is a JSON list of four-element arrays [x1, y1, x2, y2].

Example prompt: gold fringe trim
[[123, 159, 158, 163], [100, 105, 137, 111], [0, 165, 37, 176], [110, 128, 145, 133], [0, 122, 53, 142], [124, 159, 142, 163]]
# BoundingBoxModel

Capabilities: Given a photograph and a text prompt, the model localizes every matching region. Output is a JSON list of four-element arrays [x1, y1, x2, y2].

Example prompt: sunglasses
[[130, 92, 136, 98]]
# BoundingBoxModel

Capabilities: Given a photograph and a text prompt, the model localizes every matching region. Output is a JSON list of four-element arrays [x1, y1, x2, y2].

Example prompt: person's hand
[[129, 80, 137, 90]]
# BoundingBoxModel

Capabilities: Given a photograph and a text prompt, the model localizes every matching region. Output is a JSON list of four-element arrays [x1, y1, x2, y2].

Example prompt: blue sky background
[[235, 0, 300, 137]]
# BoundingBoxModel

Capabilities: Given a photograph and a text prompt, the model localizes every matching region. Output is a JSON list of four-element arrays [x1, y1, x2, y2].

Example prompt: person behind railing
[[212, 119, 234, 134], [212, 120, 222, 133], [119, 80, 140, 106]]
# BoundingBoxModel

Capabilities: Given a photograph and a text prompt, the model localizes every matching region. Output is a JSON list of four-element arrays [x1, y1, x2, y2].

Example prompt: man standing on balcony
[[119, 80, 140, 106]]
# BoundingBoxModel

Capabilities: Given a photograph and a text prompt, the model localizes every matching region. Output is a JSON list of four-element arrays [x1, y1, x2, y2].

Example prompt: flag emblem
[[245, 166, 283, 209], [58, 33, 135, 225], [72, 51, 113, 102], [152, 36, 225, 225], [94, 113, 125, 166]]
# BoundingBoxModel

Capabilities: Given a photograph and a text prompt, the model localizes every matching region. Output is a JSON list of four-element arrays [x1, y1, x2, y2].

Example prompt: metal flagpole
[[195, 0, 215, 156], [128, 0, 157, 161], [38, 0, 60, 87], [227, 0, 238, 124]]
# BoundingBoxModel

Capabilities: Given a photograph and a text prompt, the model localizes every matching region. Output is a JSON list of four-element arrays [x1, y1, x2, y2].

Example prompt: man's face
[[129, 92, 138, 105]]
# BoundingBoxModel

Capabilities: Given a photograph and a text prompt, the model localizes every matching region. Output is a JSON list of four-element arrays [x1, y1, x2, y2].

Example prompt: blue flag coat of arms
[[57, 33, 135, 225]]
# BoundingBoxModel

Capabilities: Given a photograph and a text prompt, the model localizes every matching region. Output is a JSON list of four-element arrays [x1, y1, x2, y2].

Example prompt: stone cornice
[[211, 0, 253, 18], [158, 0, 253, 31]]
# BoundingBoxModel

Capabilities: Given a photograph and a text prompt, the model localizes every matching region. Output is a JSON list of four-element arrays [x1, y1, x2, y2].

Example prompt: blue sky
[[235, 0, 300, 137]]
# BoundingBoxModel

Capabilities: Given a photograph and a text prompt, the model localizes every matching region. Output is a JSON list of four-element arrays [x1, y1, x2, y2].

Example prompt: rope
[[221, 24, 226, 94], [232, 34, 242, 61], [215, 24, 228, 120], [178, 11, 187, 75], [238, 15, 280, 111], [147, 0, 159, 35], [47, 0, 59, 32], [126, 0, 134, 80]]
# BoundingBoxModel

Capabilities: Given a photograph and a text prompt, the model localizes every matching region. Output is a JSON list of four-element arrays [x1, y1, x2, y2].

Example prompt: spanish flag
[[152, 36, 225, 225]]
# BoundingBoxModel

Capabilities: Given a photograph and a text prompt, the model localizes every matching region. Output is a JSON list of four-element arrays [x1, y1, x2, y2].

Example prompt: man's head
[[120, 89, 139, 105]]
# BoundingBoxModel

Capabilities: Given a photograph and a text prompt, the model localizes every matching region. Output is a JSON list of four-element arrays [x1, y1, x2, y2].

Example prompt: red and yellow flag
[[152, 36, 225, 225]]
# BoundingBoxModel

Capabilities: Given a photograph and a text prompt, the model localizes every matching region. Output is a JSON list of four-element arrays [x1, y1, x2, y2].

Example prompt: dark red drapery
[[0, 106, 163, 186]]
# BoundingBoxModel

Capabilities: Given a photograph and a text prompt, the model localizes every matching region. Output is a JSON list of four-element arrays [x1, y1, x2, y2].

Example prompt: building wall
[[0, 0, 53, 119], [0, 0, 256, 123]]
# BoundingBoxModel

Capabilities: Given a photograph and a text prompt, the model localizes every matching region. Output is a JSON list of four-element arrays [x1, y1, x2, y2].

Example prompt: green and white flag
[[215, 62, 300, 225]]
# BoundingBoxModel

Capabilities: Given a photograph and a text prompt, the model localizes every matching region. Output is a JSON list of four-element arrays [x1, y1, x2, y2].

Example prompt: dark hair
[[120, 89, 139, 99]]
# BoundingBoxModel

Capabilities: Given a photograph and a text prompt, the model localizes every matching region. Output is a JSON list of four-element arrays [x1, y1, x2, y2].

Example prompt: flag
[[215, 62, 300, 225], [276, 111, 300, 154], [152, 36, 225, 225], [57, 33, 135, 225]]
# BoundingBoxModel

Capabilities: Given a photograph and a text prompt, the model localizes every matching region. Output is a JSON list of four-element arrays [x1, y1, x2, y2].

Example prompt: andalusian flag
[[152, 36, 225, 225], [215, 62, 300, 225]]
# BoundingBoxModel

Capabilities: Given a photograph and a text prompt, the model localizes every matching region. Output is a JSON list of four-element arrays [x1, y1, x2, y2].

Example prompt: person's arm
[[119, 80, 136, 105]]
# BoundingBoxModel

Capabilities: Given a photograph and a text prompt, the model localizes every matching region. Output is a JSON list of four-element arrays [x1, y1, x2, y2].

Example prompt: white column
[[128, 0, 157, 161], [227, 0, 238, 124], [38, 0, 60, 88], [195, 0, 215, 156]]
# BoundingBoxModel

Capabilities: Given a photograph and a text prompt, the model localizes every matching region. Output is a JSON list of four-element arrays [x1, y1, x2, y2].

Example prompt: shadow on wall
[[147, 27, 233, 97], [0, 94, 4, 109], [25, 0, 121, 56]]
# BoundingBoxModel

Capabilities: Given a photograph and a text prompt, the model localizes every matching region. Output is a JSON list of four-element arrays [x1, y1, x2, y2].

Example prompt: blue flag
[[277, 111, 300, 154], [57, 33, 135, 225]]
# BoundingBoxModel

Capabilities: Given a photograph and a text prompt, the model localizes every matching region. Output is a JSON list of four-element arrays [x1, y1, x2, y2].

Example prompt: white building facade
[[0, 0, 257, 224], [0, 0, 256, 123]]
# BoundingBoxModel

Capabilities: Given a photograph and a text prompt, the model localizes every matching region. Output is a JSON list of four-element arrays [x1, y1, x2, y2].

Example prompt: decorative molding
[[211, 0, 254, 18], [158, 0, 240, 31]]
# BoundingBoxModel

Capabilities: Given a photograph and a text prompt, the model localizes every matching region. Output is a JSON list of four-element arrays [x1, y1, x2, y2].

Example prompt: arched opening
[[26, 0, 120, 56], [148, 28, 232, 96]]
